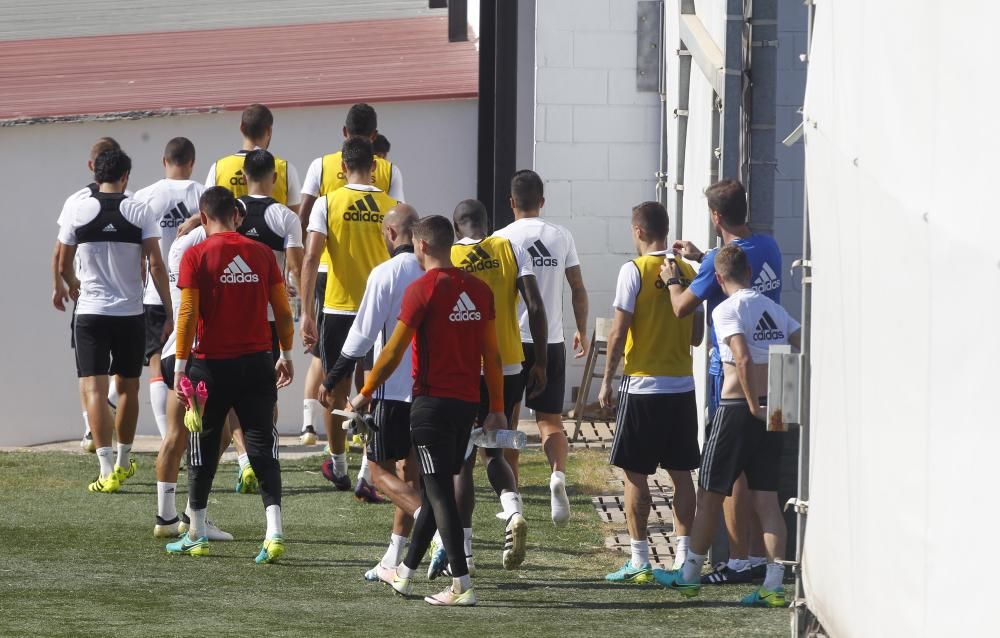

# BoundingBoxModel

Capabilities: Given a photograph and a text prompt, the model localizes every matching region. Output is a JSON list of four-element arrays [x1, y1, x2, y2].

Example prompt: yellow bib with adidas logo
[[215, 152, 289, 203], [624, 254, 697, 377], [451, 236, 524, 367], [322, 186, 395, 312], [318, 152, 393, 270]]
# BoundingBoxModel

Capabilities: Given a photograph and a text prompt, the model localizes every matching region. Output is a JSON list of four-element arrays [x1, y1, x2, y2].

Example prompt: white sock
[[107, 385, 119, 410], [157, 482, 178, 521], [453, 573, 472, 593], [96, 447, 114, 478], [82, 410, 90, 436], [331, 452, 347, 478], [674, 535, 690, 567], [150, 378, 168, 438], [630, 538, 649, 568], [189, 508, 207, 538], [265, 504, 283, 539], [357, 454, 371, 484], [381, 533, 408, 567], [682, 550, 706, 583], [500, 491, 523, 518], [238, 453, 251, 471], [749, 554, 767, 568], [116, 442, 132, 469], [463, 528, 473, 557], [763, 562, 785, 590], [551, 470, 566, 484], [303, 399, 321, 432], [397, 564, 415, 579], [728, 557, 750, 571], [432, 529, 442, 546]]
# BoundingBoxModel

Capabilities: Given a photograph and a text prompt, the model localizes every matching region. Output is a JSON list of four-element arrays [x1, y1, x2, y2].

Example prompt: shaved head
[[383, 203, 419, 238]]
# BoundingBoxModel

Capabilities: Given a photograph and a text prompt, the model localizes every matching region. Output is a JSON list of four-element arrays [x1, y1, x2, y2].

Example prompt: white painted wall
[[1, 99, 477, 446]]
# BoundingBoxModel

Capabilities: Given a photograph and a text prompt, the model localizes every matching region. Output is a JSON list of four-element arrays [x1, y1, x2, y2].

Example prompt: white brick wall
[[532, 0, 661, 405]]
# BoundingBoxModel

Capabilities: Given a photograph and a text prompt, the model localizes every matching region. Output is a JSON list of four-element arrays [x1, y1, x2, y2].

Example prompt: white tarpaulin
[[803, 1, 1000, 635]]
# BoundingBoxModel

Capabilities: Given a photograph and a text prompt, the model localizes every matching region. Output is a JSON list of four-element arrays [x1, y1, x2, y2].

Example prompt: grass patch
[[0, 448, 787, 637]]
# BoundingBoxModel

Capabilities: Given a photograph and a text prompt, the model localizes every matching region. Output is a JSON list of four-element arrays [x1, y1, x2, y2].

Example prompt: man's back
[[712, 288, 799, 365], [134, 178, 204, 305]]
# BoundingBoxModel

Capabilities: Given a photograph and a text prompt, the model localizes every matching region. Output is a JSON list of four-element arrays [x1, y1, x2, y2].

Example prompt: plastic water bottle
[[470, 427, 527, 450]]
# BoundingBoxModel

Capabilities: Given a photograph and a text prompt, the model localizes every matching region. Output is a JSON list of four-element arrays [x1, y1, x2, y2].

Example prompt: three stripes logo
[[245, 227, 260, 238], [753, 262, 780, 293], [752, 311, 785, 341], [459, 244, 500, 273], [526, 239, 558, 267], [342, 194, 384, 223], [449, 291, 482, 322], [101, 223, 117, 232], [160, 202, 190, 228], [219, 255, 260, 284]]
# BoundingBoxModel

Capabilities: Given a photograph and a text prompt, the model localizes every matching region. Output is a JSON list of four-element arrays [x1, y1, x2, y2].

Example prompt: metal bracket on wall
[[636, 1, 663, 92]]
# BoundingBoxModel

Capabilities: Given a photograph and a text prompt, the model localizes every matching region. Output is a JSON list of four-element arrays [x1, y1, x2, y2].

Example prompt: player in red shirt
[[166, 186, 295, 564], [348, 215, 505, 607]]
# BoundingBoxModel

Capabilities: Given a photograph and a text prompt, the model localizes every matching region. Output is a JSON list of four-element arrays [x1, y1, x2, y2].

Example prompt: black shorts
[[521, 342, 566, 414], [609, 388, 700, 474], [144, 304, 169, 362], [186, 351, 277, 439], [269, 321, 280, 364], [311, 271, 328, 358], [74, 314, 145, 378], [368, 399, 412, 462], [699, 398, 784, 495], [320, 313, 355, 374], [409, 396, 477, 476], [476, 374, 524, 428]]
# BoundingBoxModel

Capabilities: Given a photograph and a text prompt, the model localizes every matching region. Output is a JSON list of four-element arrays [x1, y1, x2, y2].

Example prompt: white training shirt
[[494, 217, 581, 344], [712, 288, 800, 365], [340, 248, 423, 402], [160, 226, 208, 357], [132, 178, 204, 305], [301, 156, 406, 202], [204, 151, 303, 206], [57, 195, 161, 317], [613, 250, 696, 395], [241, 194, 303, 321]]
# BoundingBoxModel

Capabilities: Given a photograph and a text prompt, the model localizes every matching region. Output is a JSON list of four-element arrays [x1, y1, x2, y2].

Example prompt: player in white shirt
[[132, 137, 203, 441], [655, 244, 801, 608], [319, 204, 424, 577], [52, 137, 123, 453], [494, 170, 590, 526], [57, 149, 173, 494], [297, 104, 405, 448]]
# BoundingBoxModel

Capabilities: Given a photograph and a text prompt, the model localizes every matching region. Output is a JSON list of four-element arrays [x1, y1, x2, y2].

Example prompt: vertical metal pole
[[492, 0, 518, 228], [718, 0, 745, 180], [669, 46, 691, 244], [747, 0, 778, 234], [655, 0, 670, 231]]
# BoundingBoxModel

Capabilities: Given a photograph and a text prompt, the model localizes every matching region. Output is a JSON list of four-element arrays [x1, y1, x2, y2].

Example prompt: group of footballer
[[53, 101, 799, 608]]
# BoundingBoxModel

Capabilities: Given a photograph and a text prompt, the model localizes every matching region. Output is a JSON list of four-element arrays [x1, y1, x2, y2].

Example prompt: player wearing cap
[[165, 186, 294, 563], [349, 215, 506, 607], [494, 170, 590, 526], [598, 202, 703, 585], [297, 103, 405, 451], [299, 136, 397, 490], [58, 149, 173, 493]]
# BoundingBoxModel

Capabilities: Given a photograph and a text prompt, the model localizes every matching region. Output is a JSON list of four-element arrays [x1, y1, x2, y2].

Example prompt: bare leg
[[371, 453, 421, 536], [689, 488, 727, 556], [751, 490, 786, 562], [504, 402, 522, 485], [536, 411, 568, 472], [113, 375, 140, 445], [666, 469, 695, 537], [324, 376, 351, 455], [723, 473, 751, 560], [156, 390, 186, 484], [624, 470, 651, 541], [749, 510, 767, 558], [81, 376, 113, 448]]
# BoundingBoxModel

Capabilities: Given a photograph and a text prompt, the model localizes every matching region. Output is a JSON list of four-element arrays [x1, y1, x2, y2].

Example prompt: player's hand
[[176, 215, 201, 238], [482, 411, 507, 433], [317, 384, 333, 408], [526, 363, 547, 400], [301, 315, 317, 350], [598, 379, 615, 409], [659, 259, 681, 285], [672, 240, 703, 262], [348, 393, 371, 413], [52, 285, 70, 311], [160, 317, 173, 344], [275, 358, 294, 389], [67, 277, 81, 301], [572, 331, 589, 359], [175, 373, 191, 408]]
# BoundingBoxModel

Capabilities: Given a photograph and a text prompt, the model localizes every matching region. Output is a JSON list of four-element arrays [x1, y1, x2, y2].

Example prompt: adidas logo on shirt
[[752, 311, 785, 341], [102, 224, 116, 232], [459, 245, 500, 272], [160, 202, 190, 228], [449, 291, 482, 322], [527, 240, 558, 267], [246, 227, 260, 238], [219, 255, 260, 283], [229, 169, 247, 188], [342, 194, 384, 223], [753, 262, 780, 293]]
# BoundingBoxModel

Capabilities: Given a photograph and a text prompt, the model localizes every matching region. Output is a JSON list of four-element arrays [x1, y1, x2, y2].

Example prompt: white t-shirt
[[240, 194, 303, 321], [132, 178, 204, 305], [160, 226, 208, 357], [57, 195, 161, 316], [340, 249, 423, 402], [613, 251, 696, 395], [712, 288, 801, 365], [494, 217, 581, 343], [204, 151, 302, 206], [57, 185, 134, 227], [301, 156, 406, 201]]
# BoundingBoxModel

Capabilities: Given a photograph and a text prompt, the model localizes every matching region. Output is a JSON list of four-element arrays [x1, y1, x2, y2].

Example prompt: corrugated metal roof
[[0, 16, 478, 125], [0, 0, 443, 41]]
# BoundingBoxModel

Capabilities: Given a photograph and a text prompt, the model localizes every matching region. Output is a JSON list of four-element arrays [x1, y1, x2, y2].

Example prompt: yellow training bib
[[322, 186, 395, 312], [214, 152, 289, 204], [624, 255, 696, 378], [318, 152, 392, 270]]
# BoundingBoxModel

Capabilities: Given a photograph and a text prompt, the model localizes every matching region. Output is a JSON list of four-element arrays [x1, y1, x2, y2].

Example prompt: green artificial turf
[[0, 449, 787, 637]]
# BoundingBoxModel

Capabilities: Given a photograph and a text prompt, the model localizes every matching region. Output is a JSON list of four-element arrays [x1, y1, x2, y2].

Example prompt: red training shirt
[[178, 231, 282, 359], [399, 267, 496, 403]]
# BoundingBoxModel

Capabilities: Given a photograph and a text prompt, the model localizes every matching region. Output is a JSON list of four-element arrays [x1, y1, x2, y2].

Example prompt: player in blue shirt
[[660, 179, 784, 586]]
